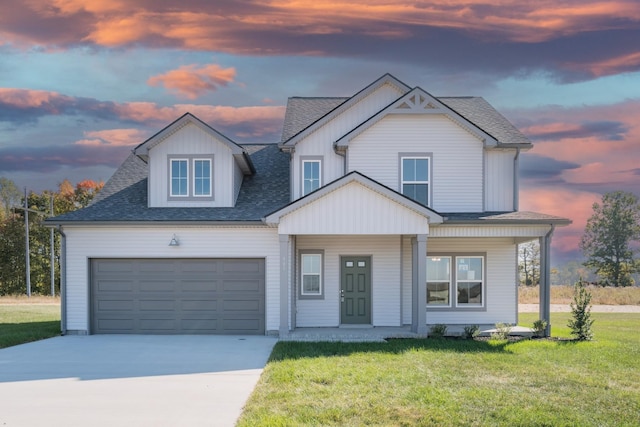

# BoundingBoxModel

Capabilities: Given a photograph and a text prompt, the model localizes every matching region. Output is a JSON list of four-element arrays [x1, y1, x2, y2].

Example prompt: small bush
[[568, 279, 594, 341], [463, 325, 480, 339], [532, 319, 548, 338], [491, 322, 512, 340], [429, 324, 447, 338]]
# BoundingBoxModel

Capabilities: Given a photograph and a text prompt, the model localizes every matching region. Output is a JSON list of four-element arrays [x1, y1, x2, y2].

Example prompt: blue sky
[[1, 0, 639, 261]]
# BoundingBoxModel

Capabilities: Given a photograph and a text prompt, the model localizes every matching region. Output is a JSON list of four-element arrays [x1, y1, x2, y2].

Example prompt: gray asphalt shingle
[[50, 144, 289, 223]]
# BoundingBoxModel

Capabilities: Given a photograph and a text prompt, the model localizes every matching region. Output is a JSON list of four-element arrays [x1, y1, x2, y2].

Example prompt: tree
[[580, 191, 640, 287], [518, 240, 540, 286], [0, 177, 22, 220], [568, 278, 594, 341]]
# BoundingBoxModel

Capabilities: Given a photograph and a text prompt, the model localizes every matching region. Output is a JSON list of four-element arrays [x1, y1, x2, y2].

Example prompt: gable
[[265, 173, 442, 235], [335, 87, 498, 149], [280, 74, 410, 149]]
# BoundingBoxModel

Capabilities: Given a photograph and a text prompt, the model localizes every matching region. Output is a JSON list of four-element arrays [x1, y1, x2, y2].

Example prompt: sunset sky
[[1, 1, 639, 263]]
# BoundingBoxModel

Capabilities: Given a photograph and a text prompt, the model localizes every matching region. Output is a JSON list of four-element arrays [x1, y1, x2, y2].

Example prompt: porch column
[[412, 234, 427, 334], [279, 234, 290, 337], [539, 226, 555, 337]]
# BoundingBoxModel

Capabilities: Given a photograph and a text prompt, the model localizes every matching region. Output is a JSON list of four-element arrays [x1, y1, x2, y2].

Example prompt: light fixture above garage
[[169, 234, 180, 247]]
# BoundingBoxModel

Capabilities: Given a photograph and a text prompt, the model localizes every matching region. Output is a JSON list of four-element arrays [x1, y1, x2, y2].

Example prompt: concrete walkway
[[0, 335, 277, 427]]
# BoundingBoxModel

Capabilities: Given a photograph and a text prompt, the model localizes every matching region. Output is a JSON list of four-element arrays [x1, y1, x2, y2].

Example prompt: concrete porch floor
[[280, 325, 534, 342]]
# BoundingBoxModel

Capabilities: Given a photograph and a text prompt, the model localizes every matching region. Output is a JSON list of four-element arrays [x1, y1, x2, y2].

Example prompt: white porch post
[[539, 226, 555, 337], [412, 234, 427, 334], [279, 234, 290, 337]]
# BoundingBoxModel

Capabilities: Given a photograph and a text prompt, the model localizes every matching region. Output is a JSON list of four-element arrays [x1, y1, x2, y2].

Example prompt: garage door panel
[[92, 258, 264, 334]]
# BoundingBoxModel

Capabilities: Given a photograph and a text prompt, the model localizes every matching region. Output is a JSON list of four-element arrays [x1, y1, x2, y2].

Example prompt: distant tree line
[[519, 191, 640, 287], [0, 177, 103, 295]]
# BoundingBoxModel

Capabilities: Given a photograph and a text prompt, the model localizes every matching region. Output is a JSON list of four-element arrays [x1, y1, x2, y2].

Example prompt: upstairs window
[[169, 156, 214, 200], [170, 159, 188, 197], [302, 159, 321, 196], [194, 159, 212, 197], [401, 157, 430, 206]]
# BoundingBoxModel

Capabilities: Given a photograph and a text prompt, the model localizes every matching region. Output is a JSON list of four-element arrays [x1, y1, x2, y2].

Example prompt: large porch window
[[427, 254, 484, 308]]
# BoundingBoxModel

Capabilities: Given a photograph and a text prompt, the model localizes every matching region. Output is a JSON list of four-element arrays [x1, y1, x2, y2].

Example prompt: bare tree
[[519, 240, 540, 286]]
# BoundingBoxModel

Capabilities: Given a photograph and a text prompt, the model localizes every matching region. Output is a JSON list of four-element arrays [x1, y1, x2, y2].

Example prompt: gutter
[[513, 148, 520, 211], [57, 226, 67, 335]]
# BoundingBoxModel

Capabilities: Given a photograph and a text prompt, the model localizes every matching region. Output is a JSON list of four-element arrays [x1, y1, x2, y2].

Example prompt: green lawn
[[0, 304, 61, 349], [239, 313, 640, 427]]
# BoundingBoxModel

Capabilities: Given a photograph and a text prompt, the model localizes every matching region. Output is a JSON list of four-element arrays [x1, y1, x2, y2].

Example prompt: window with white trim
[[302, 159, 321, 196], [194, 159, 212, 196], [456, 257, 483, 306], [427, 256, 451, 306], [301, 253, 322, 296], [401, 157, 429, 206], [426, 255, 484, 308], [168, 156, 214, 200], [170, 159, 189, 197]]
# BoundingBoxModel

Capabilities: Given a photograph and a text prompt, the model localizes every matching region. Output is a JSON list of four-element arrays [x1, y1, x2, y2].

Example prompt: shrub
[[532, 319, 548, 338], [568, 279, 594, 341], [463, 325, 480, 339], [429, 324, 447, 338], [491, 322, 512, 340]]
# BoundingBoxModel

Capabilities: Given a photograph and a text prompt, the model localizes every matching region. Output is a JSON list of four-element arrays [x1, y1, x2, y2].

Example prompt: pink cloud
[[74, 129, 149, 146], [520, 187, 601, 253], [147, 64, 236, 99]]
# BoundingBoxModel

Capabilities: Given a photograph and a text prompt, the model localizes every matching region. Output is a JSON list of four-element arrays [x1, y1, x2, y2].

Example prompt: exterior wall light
[[169, 234, 180, 247]]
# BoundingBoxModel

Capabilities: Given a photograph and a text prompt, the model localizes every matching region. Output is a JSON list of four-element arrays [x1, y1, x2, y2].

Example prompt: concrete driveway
[[0, 335, 277, 427]]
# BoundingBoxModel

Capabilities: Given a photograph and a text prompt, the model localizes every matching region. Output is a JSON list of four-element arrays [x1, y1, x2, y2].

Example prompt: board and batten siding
[[485, 149, 515, 211], [347, 114, 484, 212], [404, 237, 518, 326], [147, 123, 240, 208], [295, 235, 402, 327], [291, 83, 404, 200], [278, 181, 430, 235], [62, 226, 280, 334]]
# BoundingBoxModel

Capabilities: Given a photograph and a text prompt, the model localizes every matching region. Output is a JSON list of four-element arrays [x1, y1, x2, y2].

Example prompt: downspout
[[57, 225, 67, 335], [540, 225, 555, 337], [513, 148, 520, 211]]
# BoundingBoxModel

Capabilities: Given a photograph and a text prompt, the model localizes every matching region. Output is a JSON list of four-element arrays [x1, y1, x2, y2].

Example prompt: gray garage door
[[91, 259, 265, 335]]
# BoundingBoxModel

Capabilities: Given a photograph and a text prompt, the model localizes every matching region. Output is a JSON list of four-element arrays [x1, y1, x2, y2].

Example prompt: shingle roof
[[281, 97, 347, 142], [281, 95, 531, 147], [49, 144, 289, 223], [443, 211, 571, 225], [438, 97, 531, 146]]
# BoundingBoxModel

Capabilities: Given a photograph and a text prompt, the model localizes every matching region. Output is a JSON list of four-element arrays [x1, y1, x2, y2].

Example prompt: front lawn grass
[[239, 313, 640, 427], [0, 303, 61, 349]]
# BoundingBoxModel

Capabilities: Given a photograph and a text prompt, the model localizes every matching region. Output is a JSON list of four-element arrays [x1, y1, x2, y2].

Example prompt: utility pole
[[24, 188, 31, 297], [50, 194, 55, 296]]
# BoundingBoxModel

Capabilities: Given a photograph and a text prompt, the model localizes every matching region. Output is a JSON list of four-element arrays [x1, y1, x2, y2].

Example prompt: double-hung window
[[401, 157, 430, 206], [169, 156, 214, 200], [170, 159, 189, 197], [426, 255, 484, 308], [427, 256, 451, 306], [300, 252, 323, 297], [302, 159, 321, 196]]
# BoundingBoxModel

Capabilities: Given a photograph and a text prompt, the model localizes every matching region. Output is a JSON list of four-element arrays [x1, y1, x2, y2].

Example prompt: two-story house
[[49, 74, 570, 337]]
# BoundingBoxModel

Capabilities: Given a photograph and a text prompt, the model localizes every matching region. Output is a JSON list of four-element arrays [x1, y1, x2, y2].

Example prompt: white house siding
[[407, 237, 518, 326], [147, 123, 237, 208], [233, 161, 244, 204], [62, 226, 280, 334], [429, 225, 552, 239], [347, 114, 484, 212], [485, 149, 515, 211], [295, 235, 402, 327], [291, 83, 405, 200], [279, 181, 430, 235]]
